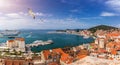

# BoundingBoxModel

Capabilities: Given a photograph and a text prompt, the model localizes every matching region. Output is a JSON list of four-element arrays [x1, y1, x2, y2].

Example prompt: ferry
[[0, 30, 20, 37]]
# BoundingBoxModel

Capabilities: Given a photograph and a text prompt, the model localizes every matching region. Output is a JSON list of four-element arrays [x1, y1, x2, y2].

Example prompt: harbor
[[0, 30, 94, 65], [0, 30, 94, 52]]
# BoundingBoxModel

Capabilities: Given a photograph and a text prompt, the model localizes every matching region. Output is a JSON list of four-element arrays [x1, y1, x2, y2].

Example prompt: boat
[[0, 30, 20, 37]]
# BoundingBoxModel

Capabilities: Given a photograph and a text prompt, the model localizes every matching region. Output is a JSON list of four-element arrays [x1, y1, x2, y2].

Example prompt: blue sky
[[0, 0, 120, 29]]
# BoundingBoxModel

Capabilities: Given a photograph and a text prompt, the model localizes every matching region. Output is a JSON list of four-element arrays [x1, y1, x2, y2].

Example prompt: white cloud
[[19, 12, 28, 16], [0, 12, 90, 30], [105, 0, 120, 12], [35, 13, 44, 16], [100, 12, 117, 16], [5, 13, 23, 18], [102, 0, 120, 16], [2, 12, 51, 19], [0, 19, 36, 30], [34, 12, 52, 17], [0, 12, 28, 20], [0, 16, 89, 30]]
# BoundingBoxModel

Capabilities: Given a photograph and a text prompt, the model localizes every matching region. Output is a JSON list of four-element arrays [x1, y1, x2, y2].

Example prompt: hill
[[88, 25, 118, 33]]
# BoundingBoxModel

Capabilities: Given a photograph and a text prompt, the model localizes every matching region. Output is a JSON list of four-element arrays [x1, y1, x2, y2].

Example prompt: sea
[[0, 30, 94, 52]]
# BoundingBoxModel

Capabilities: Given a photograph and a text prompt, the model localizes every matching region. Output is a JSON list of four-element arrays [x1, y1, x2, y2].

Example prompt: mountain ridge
[[88, 25, 119, 33]]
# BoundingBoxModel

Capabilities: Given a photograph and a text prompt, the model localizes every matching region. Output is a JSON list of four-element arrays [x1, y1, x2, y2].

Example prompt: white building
[[95, 39, 99, 44], [99, 38, 105, 48], [6, 38, 25, 52], [15, 38, 25, 52], [94, 38, 105, 48]]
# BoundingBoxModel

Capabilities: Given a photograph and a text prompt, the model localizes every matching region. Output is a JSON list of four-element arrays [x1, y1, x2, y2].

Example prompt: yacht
[[0, 30, 20, 37]]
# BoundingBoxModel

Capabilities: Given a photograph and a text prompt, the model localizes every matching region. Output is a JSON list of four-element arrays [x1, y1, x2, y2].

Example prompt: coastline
[[47, 31, 93, 39], [0, 30, 94, 52]]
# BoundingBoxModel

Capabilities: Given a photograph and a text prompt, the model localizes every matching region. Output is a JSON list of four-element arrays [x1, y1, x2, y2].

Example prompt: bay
[[0, 30, 94, 52]]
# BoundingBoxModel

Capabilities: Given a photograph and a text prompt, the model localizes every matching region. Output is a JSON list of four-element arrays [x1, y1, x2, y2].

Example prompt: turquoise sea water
[[0, 30, 94, 52]]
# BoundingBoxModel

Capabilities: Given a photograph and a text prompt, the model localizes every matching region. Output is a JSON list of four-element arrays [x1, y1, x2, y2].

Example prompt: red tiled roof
[[8, 40, 14, 42], [77, 55, 87, 59], [52, 48, 64, 54], [43, 50, 51, 60], [15, 38, 25, 41], [107, 33, 120, 37], [111, 50, 117, 55]]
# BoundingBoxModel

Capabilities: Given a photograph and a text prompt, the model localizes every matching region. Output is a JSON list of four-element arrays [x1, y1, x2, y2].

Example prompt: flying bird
[[28, 8, 35, 19]]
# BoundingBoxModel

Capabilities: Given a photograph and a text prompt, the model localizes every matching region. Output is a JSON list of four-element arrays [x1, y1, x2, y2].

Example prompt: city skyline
[[0, 0, 120, 30]]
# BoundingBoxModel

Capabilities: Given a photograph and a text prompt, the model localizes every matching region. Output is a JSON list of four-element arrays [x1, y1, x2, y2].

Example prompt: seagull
[[28, 8, 35, 19]]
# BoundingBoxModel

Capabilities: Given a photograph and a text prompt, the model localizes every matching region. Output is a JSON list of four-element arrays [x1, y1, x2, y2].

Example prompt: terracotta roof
[[52, 48, 73, 64], [60, 53, 73, 64], [15, 38, 25, 41], [43, 50, 51, 60], [107, 33, 120, 37], [106, 42, 115, 48], [8, 40, 14, 42], [77, 55, 87, 59], [111, 50, 117, 55], [52, 48, 64, 54]]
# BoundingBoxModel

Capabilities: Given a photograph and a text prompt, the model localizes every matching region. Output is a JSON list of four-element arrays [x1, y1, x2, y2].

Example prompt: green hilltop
[[88, 25, 119, 33]]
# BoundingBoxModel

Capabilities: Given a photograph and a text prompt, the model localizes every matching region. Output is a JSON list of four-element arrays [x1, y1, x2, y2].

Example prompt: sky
[[0, 0, 120, 30]]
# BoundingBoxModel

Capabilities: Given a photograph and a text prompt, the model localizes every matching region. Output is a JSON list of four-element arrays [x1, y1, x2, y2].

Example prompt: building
[[15, 38, 25, 52], [6, 38, 25, 52], [99, 38, 105, 48], [6, 40, 16, 48], [94, 38, 105, 48], [95, 39, 99, 44]]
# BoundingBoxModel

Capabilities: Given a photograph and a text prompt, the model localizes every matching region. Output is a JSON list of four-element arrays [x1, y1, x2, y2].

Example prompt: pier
[[26, 40, 53, 47]]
